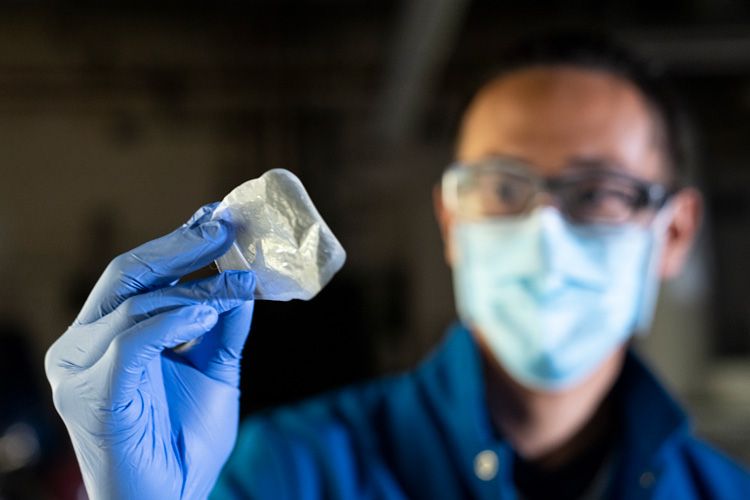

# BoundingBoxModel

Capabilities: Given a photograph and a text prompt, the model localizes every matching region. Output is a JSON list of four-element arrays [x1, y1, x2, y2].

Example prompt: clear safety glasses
[[442, 157, 677, 225]]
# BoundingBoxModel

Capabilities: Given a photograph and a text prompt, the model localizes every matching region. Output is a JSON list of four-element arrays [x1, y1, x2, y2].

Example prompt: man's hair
[[469, 30, 695, 184]]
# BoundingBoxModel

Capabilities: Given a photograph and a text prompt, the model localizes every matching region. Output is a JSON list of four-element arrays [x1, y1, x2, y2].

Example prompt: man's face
[[438, 65, 700, 279], [436, 65, 702, 392]]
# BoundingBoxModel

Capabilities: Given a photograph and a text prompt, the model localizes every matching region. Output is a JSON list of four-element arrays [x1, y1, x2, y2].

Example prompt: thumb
[[98, 305, 219, 408], [177, 301, 254, 386]]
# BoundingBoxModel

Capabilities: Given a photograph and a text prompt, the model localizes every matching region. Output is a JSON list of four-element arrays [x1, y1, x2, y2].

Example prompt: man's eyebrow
[[480, 152, 532, 165], [564, 156, 626, 173]]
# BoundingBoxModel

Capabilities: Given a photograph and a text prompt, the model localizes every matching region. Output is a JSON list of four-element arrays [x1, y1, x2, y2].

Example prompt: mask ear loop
[[633, 200, 678, 335]]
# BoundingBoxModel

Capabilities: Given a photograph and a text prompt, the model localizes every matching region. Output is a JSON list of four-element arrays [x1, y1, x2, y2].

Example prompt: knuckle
[[50, 377, 80, 418], [44, 330, 73, 383], [50, 383, 67, 415], [43, 342, 59, 381], [108, 252, 132, 273], [109, 252, 149, 283]]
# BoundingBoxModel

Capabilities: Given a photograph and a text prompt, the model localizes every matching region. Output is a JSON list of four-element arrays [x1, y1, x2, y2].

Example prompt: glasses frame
[[442, 156, 678, 224]]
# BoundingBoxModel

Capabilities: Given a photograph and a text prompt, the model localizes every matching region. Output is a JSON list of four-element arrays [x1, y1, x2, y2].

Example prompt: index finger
[[75, 203, 235, 325]]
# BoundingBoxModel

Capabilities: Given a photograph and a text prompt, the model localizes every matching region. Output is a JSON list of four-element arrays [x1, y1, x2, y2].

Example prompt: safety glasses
[[442, 156, 677, 225]]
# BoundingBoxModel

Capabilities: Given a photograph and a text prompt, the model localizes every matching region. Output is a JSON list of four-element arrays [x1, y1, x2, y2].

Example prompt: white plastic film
[[212, 169, 346, 301]]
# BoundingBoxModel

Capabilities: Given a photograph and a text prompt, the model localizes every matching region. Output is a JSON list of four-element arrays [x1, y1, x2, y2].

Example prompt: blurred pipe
[[376, 0, 470, 145]]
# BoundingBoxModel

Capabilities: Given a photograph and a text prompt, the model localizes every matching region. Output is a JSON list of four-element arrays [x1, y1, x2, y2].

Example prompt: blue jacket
[[211, 325, 750, 499]]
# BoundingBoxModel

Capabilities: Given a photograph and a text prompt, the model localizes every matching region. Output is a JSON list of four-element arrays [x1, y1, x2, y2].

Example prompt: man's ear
[[433, 184, 455, 266], [659, 187, 703, 279]]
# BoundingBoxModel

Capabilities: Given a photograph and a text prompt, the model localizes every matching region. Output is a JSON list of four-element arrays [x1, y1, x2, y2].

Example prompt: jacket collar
[[415, 323, 690, 496], [611, 347, 691, 494]]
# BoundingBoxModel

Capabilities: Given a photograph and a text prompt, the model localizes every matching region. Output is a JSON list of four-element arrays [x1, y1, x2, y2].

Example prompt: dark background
[[0, 1, 748, 498]]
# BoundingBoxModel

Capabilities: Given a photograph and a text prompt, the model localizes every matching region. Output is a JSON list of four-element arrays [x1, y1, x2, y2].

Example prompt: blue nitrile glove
[[45, 203, 256, 500]]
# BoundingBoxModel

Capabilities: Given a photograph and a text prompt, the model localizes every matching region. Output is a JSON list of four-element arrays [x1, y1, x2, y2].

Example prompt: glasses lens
[[559, 175, 646, 224], [453, 167, 535, 217], [444, 160, 668, 224]]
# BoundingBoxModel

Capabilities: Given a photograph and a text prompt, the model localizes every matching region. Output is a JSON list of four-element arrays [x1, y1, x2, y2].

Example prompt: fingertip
[[193, 305, 219, 328], [200, 218, 234, 241], [224, 270, 256, 297], [185, 202, 222, 228], [210, 204, 233, 223]]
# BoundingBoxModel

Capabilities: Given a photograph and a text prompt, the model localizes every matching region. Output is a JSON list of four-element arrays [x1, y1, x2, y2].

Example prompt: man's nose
[[534, 207, 609, 290], [526, 189, 561, 215]]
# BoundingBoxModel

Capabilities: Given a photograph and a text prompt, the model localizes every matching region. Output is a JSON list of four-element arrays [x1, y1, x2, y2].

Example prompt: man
[[46, 32, 750, 499]]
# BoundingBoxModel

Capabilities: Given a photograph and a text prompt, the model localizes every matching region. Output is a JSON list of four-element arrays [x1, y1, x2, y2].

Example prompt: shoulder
[[659, 433, 750, 498]]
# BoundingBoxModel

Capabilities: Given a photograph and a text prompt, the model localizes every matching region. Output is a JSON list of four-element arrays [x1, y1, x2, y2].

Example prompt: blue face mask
[[453, 207, 669, 391]]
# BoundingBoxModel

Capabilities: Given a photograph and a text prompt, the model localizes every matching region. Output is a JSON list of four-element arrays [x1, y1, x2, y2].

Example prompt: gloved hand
[[45, 203, 256, 500]]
